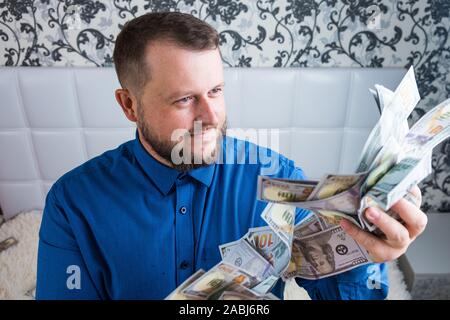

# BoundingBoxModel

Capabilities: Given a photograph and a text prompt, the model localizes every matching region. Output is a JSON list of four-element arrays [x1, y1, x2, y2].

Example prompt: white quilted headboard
[[0, 67, 405, 219]]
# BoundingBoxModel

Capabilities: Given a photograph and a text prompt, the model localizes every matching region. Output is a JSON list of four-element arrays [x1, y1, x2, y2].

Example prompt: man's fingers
[[364, 207, 410, 248], [409, 185, 422, 208], [338, 185, 426, 263], [405, 185, 422, 208], [340, 219, 391, 262], [390, 197, 428, 240]]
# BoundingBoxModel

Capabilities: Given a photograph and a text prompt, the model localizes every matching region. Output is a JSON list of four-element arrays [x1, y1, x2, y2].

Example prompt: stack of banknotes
[[258, 66, 450, 232], [166, 66, 450, 299]]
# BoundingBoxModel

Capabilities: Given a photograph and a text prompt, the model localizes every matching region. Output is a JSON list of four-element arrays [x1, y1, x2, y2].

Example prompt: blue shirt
[[36, 132, 388, 300]]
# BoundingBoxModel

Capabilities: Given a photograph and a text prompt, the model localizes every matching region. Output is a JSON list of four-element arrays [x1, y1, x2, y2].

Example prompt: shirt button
[[180, 261, 190, 269], [179, 206, 187, 215]]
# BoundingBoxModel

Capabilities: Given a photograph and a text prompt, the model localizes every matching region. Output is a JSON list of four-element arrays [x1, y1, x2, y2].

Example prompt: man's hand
[[340, 185, 427, 263]]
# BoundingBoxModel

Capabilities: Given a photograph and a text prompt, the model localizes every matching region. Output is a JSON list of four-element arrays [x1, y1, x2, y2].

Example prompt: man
[[36, 12, 427, 299]]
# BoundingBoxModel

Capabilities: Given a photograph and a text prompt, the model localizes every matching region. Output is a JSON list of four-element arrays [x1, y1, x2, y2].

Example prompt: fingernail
[[366, 207, 380, 221]]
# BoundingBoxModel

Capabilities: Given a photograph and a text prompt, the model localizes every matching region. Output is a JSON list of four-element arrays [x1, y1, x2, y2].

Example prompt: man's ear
[[115, 88, 138, 122]]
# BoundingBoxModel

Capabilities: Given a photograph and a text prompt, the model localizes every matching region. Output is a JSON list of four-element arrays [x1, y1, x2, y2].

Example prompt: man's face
[[136, 41, 226, 170]]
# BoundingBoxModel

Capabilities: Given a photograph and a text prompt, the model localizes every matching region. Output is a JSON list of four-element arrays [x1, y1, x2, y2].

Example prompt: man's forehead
[[143, 41, 224, 91], [144, 40, 222, 70]]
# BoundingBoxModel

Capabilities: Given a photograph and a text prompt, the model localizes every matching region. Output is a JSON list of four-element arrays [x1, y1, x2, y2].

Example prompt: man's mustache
[[187, 126, 220, 136]]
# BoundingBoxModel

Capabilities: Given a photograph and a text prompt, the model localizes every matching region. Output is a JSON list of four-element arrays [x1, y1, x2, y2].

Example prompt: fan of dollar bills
[[166, 66, 450, 300]]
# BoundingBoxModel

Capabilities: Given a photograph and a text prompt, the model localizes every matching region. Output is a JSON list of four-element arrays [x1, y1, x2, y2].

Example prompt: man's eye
[[176, 96, 194, 104], [210, 87, 223, 95]]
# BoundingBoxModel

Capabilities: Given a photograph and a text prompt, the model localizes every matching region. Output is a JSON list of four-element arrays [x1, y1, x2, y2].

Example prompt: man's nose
[[196, 96, 219, 127]]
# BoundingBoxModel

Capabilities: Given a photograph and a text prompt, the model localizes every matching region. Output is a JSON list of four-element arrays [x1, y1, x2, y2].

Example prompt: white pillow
[[0, 210, 42, 300]]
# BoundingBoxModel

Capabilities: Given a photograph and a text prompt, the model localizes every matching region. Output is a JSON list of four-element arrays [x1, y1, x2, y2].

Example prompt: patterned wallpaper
[[0, 0, 449, 212]]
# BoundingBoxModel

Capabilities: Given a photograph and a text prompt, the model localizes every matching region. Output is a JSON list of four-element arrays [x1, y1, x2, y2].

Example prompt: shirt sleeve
[[36, 185, 100, 300], [283, 162, 389, 300]]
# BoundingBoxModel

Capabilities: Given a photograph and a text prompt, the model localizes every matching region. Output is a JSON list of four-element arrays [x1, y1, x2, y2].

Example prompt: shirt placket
[[174, 175, 195, 285]]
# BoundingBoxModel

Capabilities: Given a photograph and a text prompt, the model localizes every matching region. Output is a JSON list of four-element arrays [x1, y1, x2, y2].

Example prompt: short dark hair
[[113, 12, 220, 94]]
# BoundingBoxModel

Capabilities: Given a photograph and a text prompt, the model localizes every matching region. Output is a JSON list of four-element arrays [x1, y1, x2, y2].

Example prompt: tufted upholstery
[[0, 67, 405, 219]]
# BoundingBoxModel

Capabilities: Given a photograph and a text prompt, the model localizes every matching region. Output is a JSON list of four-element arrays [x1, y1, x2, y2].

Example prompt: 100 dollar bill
[[261, 203, 296, 247], [403, 98, 450, 157], [222, 238, 276, 280], [246, 226, 291, 275], [307, 173, 367, 200], [357, 67, 420, 172], [257, 176, 317, 203], [258, 175, 362, 214], [365, 156, 427, 211], [181, 262, 259, 300], [283, 226, 371, 280]]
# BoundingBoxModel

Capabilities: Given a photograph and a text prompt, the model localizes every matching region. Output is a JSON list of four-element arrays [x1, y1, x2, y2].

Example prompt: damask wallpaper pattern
[[0, 0, 449, 212]]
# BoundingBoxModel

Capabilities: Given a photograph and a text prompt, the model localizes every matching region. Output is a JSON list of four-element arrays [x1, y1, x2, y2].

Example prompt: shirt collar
[[132, 130, 215, 195]]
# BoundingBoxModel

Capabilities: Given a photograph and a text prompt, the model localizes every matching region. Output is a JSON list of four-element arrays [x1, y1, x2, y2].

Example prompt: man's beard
[[137, 105, 227, 172]]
